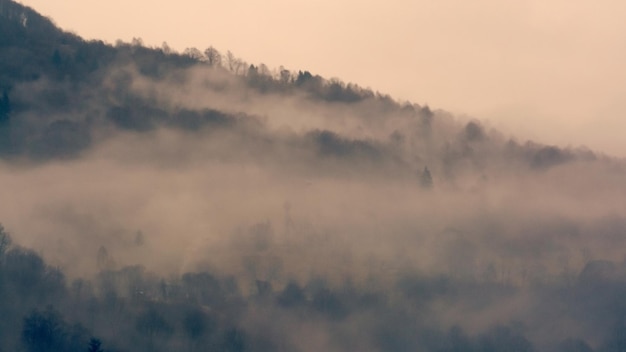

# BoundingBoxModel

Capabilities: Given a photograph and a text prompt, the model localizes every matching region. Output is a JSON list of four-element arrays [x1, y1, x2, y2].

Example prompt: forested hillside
[[1, 1, 626, 351]]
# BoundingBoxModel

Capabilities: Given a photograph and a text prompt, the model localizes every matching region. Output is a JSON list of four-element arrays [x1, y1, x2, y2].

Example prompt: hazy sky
[[17, 0, 626, 156]]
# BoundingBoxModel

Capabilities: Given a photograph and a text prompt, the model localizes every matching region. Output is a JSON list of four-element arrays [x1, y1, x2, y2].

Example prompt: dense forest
[[1, 0, 626, 351]]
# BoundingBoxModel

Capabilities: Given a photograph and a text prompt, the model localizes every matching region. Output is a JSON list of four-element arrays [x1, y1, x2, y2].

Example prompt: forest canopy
[[1, 1, 625, 351]]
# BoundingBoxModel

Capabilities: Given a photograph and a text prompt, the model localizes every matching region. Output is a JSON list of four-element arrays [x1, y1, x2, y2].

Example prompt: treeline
[[175, 44, 380, 103], [3, 224, 626, 352], [0, 0, 601, 179], [0, 0, 408, 162], [0, 0, 386, 107]]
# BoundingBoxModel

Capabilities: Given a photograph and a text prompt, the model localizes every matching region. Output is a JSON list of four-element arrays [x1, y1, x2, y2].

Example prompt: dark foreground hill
[[1, 1, 626, 352]]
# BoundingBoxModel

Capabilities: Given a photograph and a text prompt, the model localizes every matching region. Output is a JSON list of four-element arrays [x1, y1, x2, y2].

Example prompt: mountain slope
[[1, 2, 626, 352], [0, 0, 601, 170]]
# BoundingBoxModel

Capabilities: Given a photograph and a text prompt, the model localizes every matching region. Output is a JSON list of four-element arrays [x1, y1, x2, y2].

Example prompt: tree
[[136, 307, 173, 342], [51, 49, 63, 68], [66, 323, 90, 352], [225, 51, 245, 74], [131, 37, 144, 47], [277, 281, 306, 308], [204, 46, 222, 67], [312, 287, 348, 319], [478, 325, 534, 352], [22, 307, 68, 352], [0, 223, 11, 259], [226, 50, 237, 72], [6, 248, 49, 296], [420, 167, 433, 189], [295, 70, 313, 86], [602, 318, 626, 352], [255, 280, 272, 297], [440, 326, 474, 352], [278, 67, 291, 85], [183, 308, 215, 351], [87, 338, 104, 352], [221, 328, 246, 352], [96, 246, 114, 271], [134, 230, 145, 246], [184, 47, 204, 61], [247, 64, 258, 78], [464, 121, 484, 142], [136, 307, 174, 351], [182, 272, 223, 305], [0, 90, 10, 124], [161, 41, 172, 54]]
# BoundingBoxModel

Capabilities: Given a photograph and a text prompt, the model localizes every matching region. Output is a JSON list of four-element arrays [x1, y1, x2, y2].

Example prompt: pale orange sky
[[17, 0, 626, 156]]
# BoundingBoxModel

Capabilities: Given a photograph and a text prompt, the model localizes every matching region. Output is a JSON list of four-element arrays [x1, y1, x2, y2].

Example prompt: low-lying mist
[[2, 2, 626, 350], [2, 62, 626, 351]]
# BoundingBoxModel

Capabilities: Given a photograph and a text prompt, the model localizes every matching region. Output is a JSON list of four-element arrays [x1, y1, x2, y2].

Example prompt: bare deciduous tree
[[204, 46, 222, 67]]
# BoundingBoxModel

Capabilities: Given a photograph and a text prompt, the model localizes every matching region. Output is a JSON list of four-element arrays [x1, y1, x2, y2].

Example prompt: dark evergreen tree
[[0, 90, 10, 124], [87, 337, 103, 352], [420, 166, 433, 189]]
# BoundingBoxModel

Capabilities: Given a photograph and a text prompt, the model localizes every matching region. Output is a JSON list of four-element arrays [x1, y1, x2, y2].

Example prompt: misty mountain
[[1, 1, 626, 351], [0, 0, 600, 168]]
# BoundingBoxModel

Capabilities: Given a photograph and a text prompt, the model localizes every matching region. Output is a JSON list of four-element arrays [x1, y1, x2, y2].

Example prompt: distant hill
[[0, 0, 601, 171], [2, 2, 626, 352]]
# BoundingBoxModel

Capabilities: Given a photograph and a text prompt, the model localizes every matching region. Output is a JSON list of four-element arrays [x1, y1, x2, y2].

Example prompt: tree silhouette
[[0, 223, 11, 259], [277, 281, 306, 308], [22, 307, 68, 352], [478, 325, 534, 352], [87, 337, 103, 352], [204, 46, 222, 67], [420, 166, 433, 189], [183, 308, 214, 341], [222, 328, 246, 352], [0, 90, 10, 124], [136, 307, 173, 345], [184, 47, 204, 61], [96, 246, 114, 271]]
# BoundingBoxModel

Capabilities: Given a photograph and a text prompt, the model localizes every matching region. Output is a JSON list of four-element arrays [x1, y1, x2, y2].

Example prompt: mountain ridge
[[1, 2, 626, 352], [0, 0, 612, 180]]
